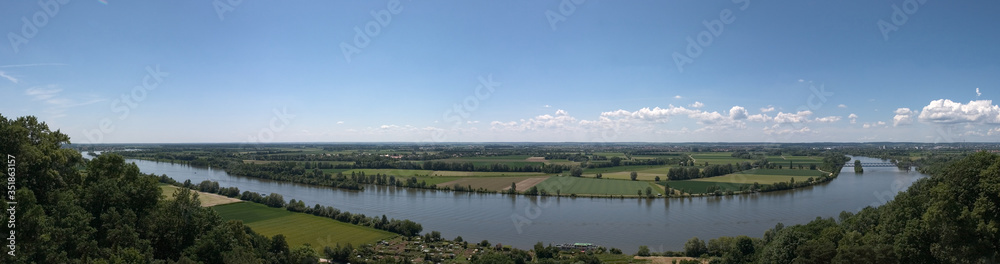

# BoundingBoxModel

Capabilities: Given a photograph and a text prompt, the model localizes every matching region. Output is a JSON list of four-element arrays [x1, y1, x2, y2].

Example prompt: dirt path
[[502, 177, 549, 192]]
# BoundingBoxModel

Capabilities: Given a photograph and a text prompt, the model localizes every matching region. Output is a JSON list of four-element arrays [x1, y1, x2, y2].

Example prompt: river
[[87, 153, 924, 252]]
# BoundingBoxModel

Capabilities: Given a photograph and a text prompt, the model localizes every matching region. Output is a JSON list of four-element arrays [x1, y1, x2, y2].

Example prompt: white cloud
[[760, 106, 775, 113], [773, 111, 813, 124], [814, 116, 842, 123], [917, 99, 1000, 124], [837, 104, 847, 108], [674, 95, 682, 99], [747, 114, 771, 122], [336, 121, 344, 124], [543, 104, 551, 108], [0, 71, 17, 83], [989, 127, 1000, 136], [729, 106, 748, 120], [893, 108, 917, 126], [380, 124, 399, 129], [848, 113, 858, 124], [25, 86, 62, 100], [863, 121, 887, 129], [976, 88, 982, 97], [466, 120, 480, 124], [798, 79, 805, 83], [689, 101, 704, 108], [764, 125, 811, 135], [490, 109, 578, 132]]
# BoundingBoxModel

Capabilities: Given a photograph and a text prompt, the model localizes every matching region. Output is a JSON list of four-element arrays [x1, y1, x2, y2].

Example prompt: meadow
[[691, 168, 825, 185], [213, 202, 396, 251], [661, 180, 751, 194], [535, 176, 665, 196]]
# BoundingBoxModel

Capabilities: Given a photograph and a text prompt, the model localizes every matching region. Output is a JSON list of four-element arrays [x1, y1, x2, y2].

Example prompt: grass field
[[535, 176, 665, 196], [662, 180, 751, 194], [438, 176, 549, 191], [213, 202, 395, 251], [766, 155, 825, 166], [691, 169, 824, 185], [689, 152, 748, 165], [159, 184, 240, 207]]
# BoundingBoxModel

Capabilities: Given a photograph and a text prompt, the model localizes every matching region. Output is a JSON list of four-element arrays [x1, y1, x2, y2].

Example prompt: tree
[[854, 160, 864, 173], [645, 187, 653, 196], [655, 176, 661, 182], [610, 156, 622, 166], [630, 171, 638, 181], [570, 166, 583, 177], [596, 173, 603, 179], [637, 245, 651, 256], [684, 237, 707, 257]]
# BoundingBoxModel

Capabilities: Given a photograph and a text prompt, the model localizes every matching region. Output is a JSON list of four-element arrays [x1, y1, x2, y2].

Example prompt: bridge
[[843, 162, 896, 167]]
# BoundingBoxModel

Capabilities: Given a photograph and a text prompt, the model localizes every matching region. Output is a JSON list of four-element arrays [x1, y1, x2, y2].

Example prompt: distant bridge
[[843, 162, 896, 167]]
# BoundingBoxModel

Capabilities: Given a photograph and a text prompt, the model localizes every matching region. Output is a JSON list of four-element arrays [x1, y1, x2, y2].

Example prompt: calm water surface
[[89, 153, 924, 252]]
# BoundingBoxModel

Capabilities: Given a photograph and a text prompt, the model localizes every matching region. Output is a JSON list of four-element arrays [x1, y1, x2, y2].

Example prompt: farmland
[[159, 184, 240, 207], [692, 169, 827, 185], [213, 202, 396, 251], [535, 176, 665, 196]]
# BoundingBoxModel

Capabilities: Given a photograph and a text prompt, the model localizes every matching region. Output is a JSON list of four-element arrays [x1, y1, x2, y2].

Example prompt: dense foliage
[[0, 115, 320, 263], [671, 151, 999, 263]]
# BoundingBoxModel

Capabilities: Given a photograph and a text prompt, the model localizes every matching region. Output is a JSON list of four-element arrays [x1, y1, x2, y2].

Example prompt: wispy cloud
[[25, 86, 62, 100], [0, 63, 69, 68], [0, 71, 17, 83]]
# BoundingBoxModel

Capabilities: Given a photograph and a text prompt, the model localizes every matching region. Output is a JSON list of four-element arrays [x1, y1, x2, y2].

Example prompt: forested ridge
[[658, 152, 999, 263], [1, 115, 323, 263]]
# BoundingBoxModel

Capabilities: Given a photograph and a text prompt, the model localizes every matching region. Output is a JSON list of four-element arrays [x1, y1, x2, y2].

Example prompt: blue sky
[[2, 0, 999, 143]]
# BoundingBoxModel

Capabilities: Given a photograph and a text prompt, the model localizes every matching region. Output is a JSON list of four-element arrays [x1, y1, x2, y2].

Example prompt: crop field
[[535, 176, 665, 196], [692, 171, 820, 185], [213, 202, 396, 251], [438, 176, 549, 191], [766, 155, 825, 166], [159, 184, 240, 207], [689, 152, 749, 165], [662, 180, 750, 194], [431, 159, 545, 167]]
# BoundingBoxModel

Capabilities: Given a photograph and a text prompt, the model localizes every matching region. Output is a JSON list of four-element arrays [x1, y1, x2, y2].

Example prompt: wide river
[[92, 154, 925, 252]]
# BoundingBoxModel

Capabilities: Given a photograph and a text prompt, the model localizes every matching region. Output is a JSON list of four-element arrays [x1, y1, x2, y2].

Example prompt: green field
[[766, 155, 825, 166], [213, 202, 395, 251], [662, 180, 751, 194], [692, 169, 824, 185], [535, 176, 665, 196], [438, 176, 548, 191], [689, 152, 748, 165]]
